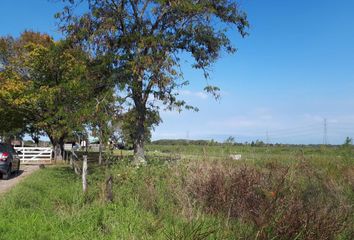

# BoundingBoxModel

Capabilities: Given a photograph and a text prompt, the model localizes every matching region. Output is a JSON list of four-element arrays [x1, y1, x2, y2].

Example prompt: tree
[[26, 40, 91, 160], [57, 0, 249, 164], [25, 124, 44, 146], [0, 95, 27, 142], [0, 35, 36, 142], [224, 136, 235, 145], [121, 108, 160, 147], [89, 89, 118, 165], [81, 55, 120, 164], [343, 137, 352, 147], [0, 34, 33, 140], [0, 32, 90, 160]]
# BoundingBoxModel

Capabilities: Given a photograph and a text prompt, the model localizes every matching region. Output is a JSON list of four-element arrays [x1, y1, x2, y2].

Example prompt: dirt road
[[0, 165, 40, 195]]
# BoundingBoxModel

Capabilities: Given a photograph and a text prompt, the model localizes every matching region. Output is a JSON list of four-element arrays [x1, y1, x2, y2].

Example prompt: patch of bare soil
[[0, 165, 40, 195]]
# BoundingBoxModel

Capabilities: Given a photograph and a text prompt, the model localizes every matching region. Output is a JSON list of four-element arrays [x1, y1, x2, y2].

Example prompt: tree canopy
[[0, 1, 249, 164], [57, 0, 249, 163], [0, 32, 94, 159]]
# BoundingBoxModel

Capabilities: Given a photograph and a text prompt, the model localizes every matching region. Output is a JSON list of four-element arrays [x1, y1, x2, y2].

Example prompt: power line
[[233, 120, 354, 144], [269, 124, 319, 134]]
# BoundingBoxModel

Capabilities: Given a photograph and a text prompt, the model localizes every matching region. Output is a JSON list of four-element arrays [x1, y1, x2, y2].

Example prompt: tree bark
[[133, 134, 145, 165], [53, 143, 63, 162], [132, 77, 147, 165], [49, 135, 65, 163], [133, 105, 147, 165], [32, 134, 39, 147]]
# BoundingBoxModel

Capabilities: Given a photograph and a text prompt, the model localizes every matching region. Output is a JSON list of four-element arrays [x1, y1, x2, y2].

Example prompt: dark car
[[0, 143, 21, 180]]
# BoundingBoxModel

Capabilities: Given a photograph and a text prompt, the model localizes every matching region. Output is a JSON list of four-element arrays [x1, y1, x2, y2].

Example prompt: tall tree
[[57, 0, 248, 164], [25, 40, 90, 160], [0, 32, 90, 160], [0, 33, 48, 141], [81, 55, 119, 164]]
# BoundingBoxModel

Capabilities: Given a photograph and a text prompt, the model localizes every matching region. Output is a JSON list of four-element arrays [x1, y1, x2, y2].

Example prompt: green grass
[[0, 144, 353, 239], [0, 165, 225, 240]]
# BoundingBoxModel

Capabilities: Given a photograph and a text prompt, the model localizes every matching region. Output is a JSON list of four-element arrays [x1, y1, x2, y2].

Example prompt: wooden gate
[[14, 147, 52, 164]]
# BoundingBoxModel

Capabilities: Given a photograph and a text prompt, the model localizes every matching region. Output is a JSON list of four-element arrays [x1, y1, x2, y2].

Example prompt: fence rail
[[14, 147, 52, 164]]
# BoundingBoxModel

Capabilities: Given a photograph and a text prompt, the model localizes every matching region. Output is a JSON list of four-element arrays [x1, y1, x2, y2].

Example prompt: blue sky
[[1, 0, 354, 144]]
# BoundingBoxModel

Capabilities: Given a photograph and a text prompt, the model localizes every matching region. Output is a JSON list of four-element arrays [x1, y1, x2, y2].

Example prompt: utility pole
[[323, 118, 328, 145], [266, 130, 270, 145]]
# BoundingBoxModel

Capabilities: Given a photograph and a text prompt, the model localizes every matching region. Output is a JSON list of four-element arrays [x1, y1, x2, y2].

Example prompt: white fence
[[14, 147, 52, 164]]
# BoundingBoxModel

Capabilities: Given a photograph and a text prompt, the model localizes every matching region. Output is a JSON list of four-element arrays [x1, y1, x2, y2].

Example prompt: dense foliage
[[0, 32, 92, 158], [0, 31, 119, 160], [57, 0, 249, 162]]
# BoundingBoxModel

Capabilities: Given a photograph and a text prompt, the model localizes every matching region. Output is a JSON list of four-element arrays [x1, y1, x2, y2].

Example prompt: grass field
[[0, 144, 353, 239]]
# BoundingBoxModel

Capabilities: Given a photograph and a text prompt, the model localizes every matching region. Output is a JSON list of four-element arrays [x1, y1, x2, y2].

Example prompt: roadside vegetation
[[0, 1, 353, 239], [0, 144, 352, 240]]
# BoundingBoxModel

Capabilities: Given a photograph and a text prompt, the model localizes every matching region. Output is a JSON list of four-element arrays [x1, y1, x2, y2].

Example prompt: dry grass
[[169, 158, 353, 240]]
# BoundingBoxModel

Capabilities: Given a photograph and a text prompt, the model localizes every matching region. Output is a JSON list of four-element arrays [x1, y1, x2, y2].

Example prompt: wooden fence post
[[70, 150, 73, 169], [105, 175, 113, 202], [82, 155, 88, 193]]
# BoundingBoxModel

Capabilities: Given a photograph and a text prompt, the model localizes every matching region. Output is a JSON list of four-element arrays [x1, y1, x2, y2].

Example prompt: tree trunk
[[133, 136, 145, 165], [53, 143, 63, 162], [60, 139, 65, 160], [34, 137, 39, 147], [133, 110, 146, 165], [50, 135, 65, 163], [32, 135, 39, 147], [132, 75, 147, 165]]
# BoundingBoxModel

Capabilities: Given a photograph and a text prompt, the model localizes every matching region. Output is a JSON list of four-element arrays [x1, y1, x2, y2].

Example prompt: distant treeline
[[151, 139, 268, 146], [150, 139, 343, 147], [151, 139, 220, 146]]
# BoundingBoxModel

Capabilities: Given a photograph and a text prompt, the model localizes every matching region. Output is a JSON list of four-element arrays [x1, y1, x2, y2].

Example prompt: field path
[[0, 165, 39, 195]]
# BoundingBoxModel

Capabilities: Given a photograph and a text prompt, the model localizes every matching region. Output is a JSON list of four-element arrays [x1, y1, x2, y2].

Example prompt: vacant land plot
[[0, 145, 353, 239]]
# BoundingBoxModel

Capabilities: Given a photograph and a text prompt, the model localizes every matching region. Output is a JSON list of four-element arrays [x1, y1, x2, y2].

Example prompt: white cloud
[[195, 91, 208, 99], [179, 90, 208, 100]]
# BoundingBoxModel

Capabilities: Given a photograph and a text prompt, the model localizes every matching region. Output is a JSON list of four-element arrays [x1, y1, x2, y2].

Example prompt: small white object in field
[[230, 154, 242, 160]]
